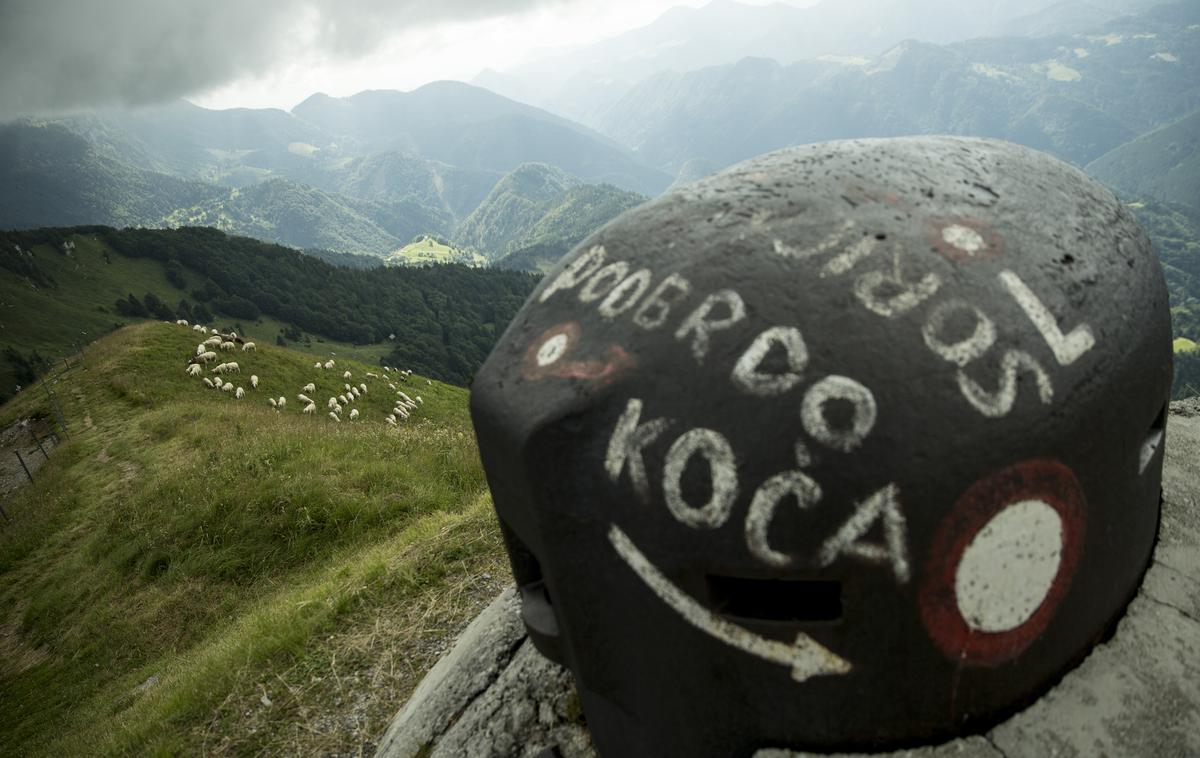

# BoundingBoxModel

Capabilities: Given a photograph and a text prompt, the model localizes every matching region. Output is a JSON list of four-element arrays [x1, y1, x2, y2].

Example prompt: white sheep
[[297, 393, 312, 404], [176, 319, 189, 326], [303, 403, 316, 415], [327, 397, 338, 409], [303, 383, 316, 394], [211, 363, 226, 375], [328, 411, 340, 422], [351, 387, 360, 398], [242, 342, 256, 352], [388, 383, 396, 390], [226, 362, 239, 373], [198, 351, 217, 363], [210, 328, 219, 335], [359, 383, 367, 393], [426, 380, 432, 386], [342, 370, 351, 380], [332, 402, 343, 414], [314, 361, 323, 369], [192, 324, 206, 333], [222, 382, 234, 392], [250, 375, 258, 389], [349, 409, 359, 420], [269, 398, 277, 408], [397, 391, 412, 403], [415, 396, 423, 405], [277, 397, 286, 408], [203, 377, 214, 388], [384, 366, 392, 372], [343, 383, 352, 392], [196, 344, 206, 356], [235, 387, 245, 399], [366, 372, 378, 378], [186, 364, 202, 376], [220, 341, 235, 351], [338, 394, 347, 405], [229, 331, 238, 339], [324, 360, 335, 369]]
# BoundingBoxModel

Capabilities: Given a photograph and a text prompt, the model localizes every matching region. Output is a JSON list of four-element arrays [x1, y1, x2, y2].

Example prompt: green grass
[[0, 232, 401, 397], [0, 321, 509, 755], [0, 233, 179, 366], [383, 236, 486, 267]]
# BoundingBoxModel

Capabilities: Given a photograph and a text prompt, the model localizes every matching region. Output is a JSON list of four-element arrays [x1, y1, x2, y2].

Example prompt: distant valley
[[0, 82, 667, 264]]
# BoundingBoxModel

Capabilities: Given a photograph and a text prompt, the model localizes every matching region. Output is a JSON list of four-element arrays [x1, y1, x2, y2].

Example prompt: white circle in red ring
[[927, 216, 1003, 263], [537, 333, 570, 366], [918, 459, 1086, 666], [521, 322, 581, 380], [955, 499, 1063, 633]]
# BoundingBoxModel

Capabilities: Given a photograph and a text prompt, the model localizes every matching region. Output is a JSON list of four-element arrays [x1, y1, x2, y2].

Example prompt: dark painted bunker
[[469, 136, 1172, 757]]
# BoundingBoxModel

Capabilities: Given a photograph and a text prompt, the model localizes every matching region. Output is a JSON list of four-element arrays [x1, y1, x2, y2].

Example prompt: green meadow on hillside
[[0, 231, 393, 398], [0, 226, 539, 402], [383, 235, 488, 267], [0, 322, 509, 755]]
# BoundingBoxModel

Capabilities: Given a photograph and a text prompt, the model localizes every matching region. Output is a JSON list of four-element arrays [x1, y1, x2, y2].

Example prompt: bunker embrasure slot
[[706, 575, 842, 623]]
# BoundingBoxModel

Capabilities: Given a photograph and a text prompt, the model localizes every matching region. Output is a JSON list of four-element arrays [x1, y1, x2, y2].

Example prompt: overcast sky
[[0, 0, 808, 119]]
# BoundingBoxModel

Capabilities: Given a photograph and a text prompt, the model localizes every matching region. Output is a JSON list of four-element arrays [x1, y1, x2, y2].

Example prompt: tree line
[[3, 225, 540, 386]]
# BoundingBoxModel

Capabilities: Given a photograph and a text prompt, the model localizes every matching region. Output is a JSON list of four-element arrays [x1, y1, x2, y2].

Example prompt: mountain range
[[0, 80, 670, 261], [589, 2, 1199, 175], [0, 0, 1196, 286], [474, 0, 1166, 129]]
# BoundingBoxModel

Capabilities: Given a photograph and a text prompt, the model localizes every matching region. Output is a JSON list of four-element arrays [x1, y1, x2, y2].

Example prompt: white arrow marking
[[999, 270, 1095, 366], [608, 524, 853, 682]]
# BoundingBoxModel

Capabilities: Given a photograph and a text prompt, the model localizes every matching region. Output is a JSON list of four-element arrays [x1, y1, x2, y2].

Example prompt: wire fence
[[0, 342, 87, 525]]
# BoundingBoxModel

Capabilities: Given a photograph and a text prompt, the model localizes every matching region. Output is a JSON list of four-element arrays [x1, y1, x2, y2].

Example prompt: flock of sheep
[[177, 319, 425, 425]]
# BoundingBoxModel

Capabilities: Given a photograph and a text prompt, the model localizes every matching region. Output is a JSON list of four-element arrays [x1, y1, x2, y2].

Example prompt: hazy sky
[[0, 0, 810, 119], [197, 0, 815, 111]]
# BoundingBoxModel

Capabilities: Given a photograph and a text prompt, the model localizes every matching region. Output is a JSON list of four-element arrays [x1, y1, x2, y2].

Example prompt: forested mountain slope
[[0, 226, 538, 400]]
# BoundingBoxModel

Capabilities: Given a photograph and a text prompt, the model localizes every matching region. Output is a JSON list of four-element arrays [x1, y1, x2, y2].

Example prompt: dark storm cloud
[[0, 0, 569, 119]]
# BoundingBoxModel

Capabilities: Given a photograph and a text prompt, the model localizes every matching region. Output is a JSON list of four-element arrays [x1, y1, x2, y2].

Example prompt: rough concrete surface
[[376, 406, 1200, 758]]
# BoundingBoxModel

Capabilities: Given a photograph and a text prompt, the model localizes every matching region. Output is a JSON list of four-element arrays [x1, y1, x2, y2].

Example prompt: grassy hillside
[[0, 123, 221, 229], [0, 124, 457, 257], [0, 321, 510, 755], [1087, 108, 1200, 219], [286, 151, 500, 222], [1126, 200, 1200, 338], [384, 235, 487, 267], [596, 2, 1200, 173], [454, 163, 644, 265], [453, 163, 581, 256], [163, 178, 445, 256], [292, 82, 671, 195], [0, 226, 539, 402]]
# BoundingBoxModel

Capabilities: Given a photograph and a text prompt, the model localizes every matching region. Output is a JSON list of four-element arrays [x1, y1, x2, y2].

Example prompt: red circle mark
[[927, 216, 1003, 263], [521, 321, 635, 387], [918, 459, 1086, 666]]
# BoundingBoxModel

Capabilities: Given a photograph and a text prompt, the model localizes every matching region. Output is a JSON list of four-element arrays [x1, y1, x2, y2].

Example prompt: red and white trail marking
[[918, 459, 1086, 666], [521, 321, 635, 386]]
